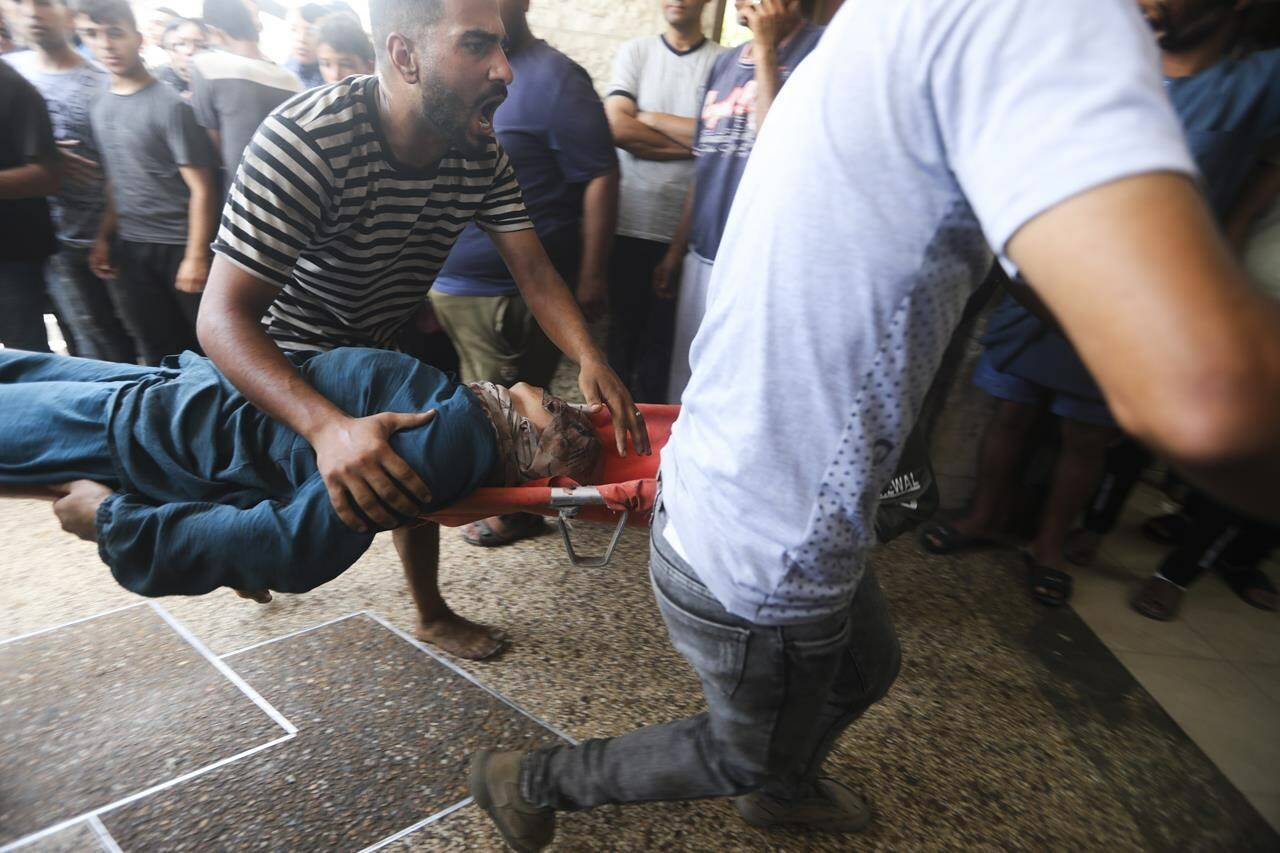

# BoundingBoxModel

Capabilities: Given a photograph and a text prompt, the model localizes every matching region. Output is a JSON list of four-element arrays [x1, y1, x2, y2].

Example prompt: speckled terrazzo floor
[[1, 486, 1274, 851]]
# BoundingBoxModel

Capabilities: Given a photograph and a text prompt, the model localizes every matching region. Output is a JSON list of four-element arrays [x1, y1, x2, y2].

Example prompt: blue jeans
[[522, 501, 901, 809], [47, 246, 137, 363], [0, 349, 156, 487], [0, 259, 52, 353]]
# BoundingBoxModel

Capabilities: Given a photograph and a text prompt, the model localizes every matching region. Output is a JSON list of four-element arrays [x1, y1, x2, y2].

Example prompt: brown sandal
[[462, 513, 547, 547], [1131, 575, 1184, 621]]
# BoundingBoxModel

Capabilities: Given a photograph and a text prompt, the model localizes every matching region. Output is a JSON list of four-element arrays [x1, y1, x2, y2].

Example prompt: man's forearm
[[753, 48, 784, 131], [0, 162, 60, 199], [1008, 172, 1280, 521], [184, 176, 218, 260], [198, 258, 350, 442], [97, 193, 117, 242], [608, 112, 693, 161], [521, 268, 602, 365], [666, 183, 696, 260], [1225, 162, 1280, 251], [496, 230, 604, 365], [201, 310, 346, 439], [580, 171, 619, 282], [638, 112, 696, 149]]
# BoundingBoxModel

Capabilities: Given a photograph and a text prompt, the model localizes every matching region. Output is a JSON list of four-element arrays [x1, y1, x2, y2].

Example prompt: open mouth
[[474, 94, 504, 136]]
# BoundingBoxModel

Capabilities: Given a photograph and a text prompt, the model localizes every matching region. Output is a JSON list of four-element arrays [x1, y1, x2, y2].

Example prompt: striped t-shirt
[[212, 75, 532, 352]]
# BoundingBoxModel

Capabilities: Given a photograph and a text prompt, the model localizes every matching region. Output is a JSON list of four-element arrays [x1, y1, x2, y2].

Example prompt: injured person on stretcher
[[0, 347, 602, 600]]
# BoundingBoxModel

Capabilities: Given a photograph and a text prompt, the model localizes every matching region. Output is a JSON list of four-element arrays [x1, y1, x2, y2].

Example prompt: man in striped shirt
[[197, 0, 648, 660]]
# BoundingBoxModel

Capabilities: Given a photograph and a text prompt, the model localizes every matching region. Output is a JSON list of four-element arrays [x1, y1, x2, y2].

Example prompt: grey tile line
[[87, 816, 123, 853], [360, 610, 580, 746], [219, 611, 364, 658], [148, 601, 298, 736], [353, 797, 474, 853], [0, 733, 296, 853], [0, 602, 145, 646]]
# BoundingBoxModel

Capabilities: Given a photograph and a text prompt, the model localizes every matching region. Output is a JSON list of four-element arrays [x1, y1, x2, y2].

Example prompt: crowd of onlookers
[[919, 2, 1280, 622], [1, 0, 1278, 618], [0, 0, 375, 366]]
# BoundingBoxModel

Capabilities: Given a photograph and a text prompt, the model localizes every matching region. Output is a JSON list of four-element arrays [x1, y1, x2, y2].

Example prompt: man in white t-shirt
[[470, 0, 1280, 848], [603, 0, 722, 402]]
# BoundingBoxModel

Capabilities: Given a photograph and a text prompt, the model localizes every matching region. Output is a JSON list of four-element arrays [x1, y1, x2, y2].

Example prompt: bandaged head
[[469, 382, 603, 486]]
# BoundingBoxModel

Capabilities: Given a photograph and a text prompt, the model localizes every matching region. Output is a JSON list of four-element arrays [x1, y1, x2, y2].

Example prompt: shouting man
[[197, 0, 647, 660]]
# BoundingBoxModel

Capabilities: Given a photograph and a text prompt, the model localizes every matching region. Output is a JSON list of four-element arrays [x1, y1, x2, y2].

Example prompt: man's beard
[[1143, 0, 1236, 53], [418, 81, 506, 158]]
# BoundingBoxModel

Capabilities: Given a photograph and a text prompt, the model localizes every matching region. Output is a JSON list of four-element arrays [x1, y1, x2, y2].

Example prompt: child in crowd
[[75, 0, 219, 365], [313, 12, 374, 83]]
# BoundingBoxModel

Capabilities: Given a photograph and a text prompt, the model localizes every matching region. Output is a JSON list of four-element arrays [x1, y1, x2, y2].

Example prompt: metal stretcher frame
[[423, 404, 678, 567]]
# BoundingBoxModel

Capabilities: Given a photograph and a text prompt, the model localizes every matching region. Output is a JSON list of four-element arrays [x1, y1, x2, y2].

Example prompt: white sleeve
[[608, 39, 643, 102], [931, 0, 1198, 257]]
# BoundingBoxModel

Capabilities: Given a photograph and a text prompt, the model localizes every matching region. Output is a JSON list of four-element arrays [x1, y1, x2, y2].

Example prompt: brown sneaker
[[469, 750, 555, 852], [735, 778, 872, 833]]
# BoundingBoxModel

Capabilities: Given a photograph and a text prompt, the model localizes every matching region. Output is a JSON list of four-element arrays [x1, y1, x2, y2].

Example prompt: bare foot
[[414, 613, 507, 660], [234, 588, 273, 604], [51, 480, 113, 541]]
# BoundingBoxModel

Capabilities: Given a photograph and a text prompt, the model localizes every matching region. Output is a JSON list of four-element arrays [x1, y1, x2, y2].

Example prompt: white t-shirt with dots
[[658, 0, 1196, 625]]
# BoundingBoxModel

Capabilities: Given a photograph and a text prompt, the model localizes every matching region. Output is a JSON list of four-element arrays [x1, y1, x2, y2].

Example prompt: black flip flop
[[1131, 575, 1184, 621], [919, 518, 993, 555], [1023, 552, 1073, 607]]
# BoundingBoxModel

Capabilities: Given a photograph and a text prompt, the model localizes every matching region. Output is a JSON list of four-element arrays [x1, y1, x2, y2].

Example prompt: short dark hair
[[316, 13, 373, 62], [154, 6, 180, 18], [163, 15, 209, 38], [71, 0, 137, 29], [203, 0, 256, 40], [368, 0, 442, 60], [325, 1, 358, 21], [298, 2, 328, 23]]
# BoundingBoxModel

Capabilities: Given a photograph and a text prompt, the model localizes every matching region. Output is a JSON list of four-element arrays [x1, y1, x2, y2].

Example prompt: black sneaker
[[470, 750, 555, 852], [735, 778, 872, 833]]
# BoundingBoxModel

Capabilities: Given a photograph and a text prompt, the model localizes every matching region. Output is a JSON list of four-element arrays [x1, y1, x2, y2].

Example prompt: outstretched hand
[[578, 358, 652, 457], [312, 410, 437, 532]]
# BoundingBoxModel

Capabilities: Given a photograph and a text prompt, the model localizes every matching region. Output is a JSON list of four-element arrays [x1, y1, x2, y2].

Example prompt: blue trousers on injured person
[[0, 348, 599, 598]]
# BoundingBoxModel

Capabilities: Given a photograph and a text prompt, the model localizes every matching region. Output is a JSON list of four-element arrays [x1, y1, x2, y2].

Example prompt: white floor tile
[[1115, 652, 1280, 795]]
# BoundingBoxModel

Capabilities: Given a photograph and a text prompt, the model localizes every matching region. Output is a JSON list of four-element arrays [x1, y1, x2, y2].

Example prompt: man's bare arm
[[197, 258, 435, 530], [1224, 160, 1280, 253], [1007, 172, 1280, 520], [204, 128, 223, 168], [0, 160, 59, 199], [654, 183, 695, 300], [89, 186, 118, 279], [741, 0, 801, 132], [637, 111, 696, 149], [175, 165, 219, 293], [604, 96, 693, 161], [576, 169, 619, 320], [490, 228, 650, 455]]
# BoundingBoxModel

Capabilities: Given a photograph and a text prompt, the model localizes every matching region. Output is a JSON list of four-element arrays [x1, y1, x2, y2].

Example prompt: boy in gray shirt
[[74, 0, 219, 365]]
